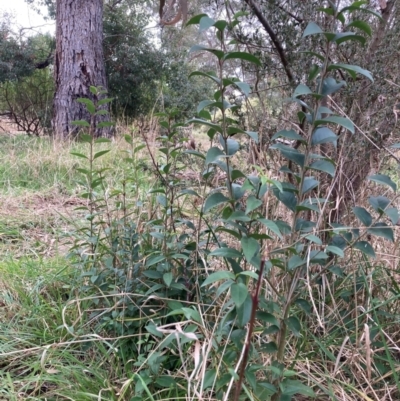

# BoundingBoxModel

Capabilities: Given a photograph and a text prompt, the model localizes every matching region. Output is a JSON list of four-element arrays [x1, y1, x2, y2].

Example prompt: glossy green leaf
[[293, 84, 313, 97], [317, 116, 354, 134], [235, 81, 251, 96], [302, 22, 323, 37], [246, 195, 263, 214], [231, 282, 248, 308], [294, 299, 312, 315], [189, 71, 221, 85], [272, 143, 305, 167], [241, 237, 260, 265], [328, 63, 373, 82], [281, 379, 316, 397], [288, 255, 305, 270], [93, 150, 110, 160], [367, 223, 394, 242], [199, 16, 215, 31], [353, 206, 372, 226], [209, 247, 242, 258], [347, 20, 372, 36], [286, 316, 301, 337], [301, 177, 319, 194], [186, 13, 208, 25], [71, 152, 88, 159], [273, 190, 297, 211], [326, 245, 344, 258], [369, 196, 390, 213], [272, 129, 305, 142], [385, 207, 399, 225], [226, 139, 239, 156], [237, 293, 253, 327], [201, 271, 235, 287], [309, 159, 335, 177], [189, 44, 224, 59], [258, 219, 283, 239], [312, 127, 337, 146], [204, 192, 230, 212], [368, 174, 397, 192], [206, 147, 225, 165], [224, 51, 262, 66], [354, 241, 376, 258], [321, 77, 346, 96], [77, 98, 95, 114], [163, 272, 173, 287]]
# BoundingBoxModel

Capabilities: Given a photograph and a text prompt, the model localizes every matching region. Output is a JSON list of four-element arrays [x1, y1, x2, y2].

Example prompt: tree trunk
[[52, 0, 112, 139]]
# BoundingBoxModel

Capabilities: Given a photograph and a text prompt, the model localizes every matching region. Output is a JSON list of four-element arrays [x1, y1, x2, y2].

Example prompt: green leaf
[[94, 138, 111, 144], [272, 144, 305, 167], [288, 255, 305, 270], [245, 131, 259, 143], [293, 84, 313, 97], [353, 241, 376, 258], [321, 77, 346, 96], [237, 294, 252, 327], [206, 147, 225, 165], [256, 311, 280, 326], [163, 272, 173, 287], [369, 196, 390, 213], [303, 22, 323, 37], [186, 13, 208, 26], [347, 20, 372, 36], [71, 120, 90, 127], [201, 271, 235, 287], [294, 299, 312, 315], [309, 159, 335, 177], [224, 52, 262, 66], [226, 139, 240, 156], [189, 44, 224, 60], [353, 206, 372, 226], [274, 190, 297, 211], [332, 32, 366, 45], [97, 121, 115, 128], [286, 316, 301, 337], [272, 129, 305, 142], [385, 207, 399, 225], [316, 116, 354, 134], [368, 174, 397, 192], [189, 71, 221, 85], [326, 245, 344, 258], [312, 127, 337, 146], [241, 237, 260, 265], [235, 81, 251, 97], [199, 16, 215, 31], [258, 218, 283, 239], [77, 98, 95, 114], [301, 177, 319, 194], [204, 192, 230, 213], [231, 283, 248, 308], [209, 247, 242, 258], [70, 152, 88, 159], [367, 223, 394, 242], [93, 150, 110, 160], [187, 118, 222, 133], [246, 196, 263, 214], [281, 379, 316, 398], [98, 97, 113, 106], [328, 63, 373, 82]]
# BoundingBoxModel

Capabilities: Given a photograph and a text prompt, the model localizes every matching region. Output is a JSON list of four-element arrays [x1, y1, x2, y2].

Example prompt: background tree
[[52, 0, 112, 138]]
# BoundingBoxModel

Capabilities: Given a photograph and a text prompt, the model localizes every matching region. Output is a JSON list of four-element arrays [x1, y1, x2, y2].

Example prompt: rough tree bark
[[53, 0, 112, 139]]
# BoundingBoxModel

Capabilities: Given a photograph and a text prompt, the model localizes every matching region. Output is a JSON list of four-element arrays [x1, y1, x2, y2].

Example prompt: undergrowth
[[1, 5, 400, 401]]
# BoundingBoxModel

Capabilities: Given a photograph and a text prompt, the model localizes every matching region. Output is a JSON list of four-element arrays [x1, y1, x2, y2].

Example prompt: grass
[[1, 133, 400, 400]]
